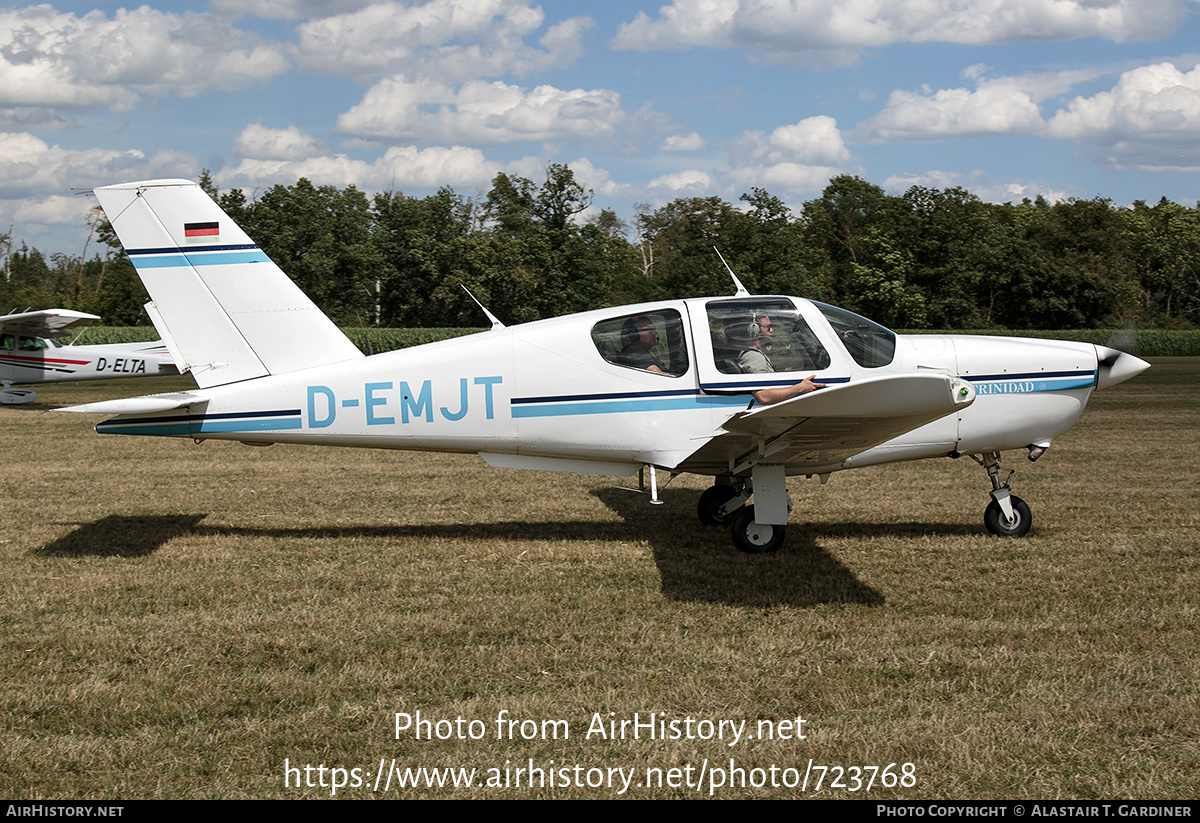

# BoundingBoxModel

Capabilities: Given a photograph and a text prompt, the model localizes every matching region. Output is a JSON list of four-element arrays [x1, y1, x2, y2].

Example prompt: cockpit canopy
[[706, 298, 896, 373], [588, 297, 897, 382]]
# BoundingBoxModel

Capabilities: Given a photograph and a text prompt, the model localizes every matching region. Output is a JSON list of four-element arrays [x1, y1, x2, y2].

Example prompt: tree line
[[3, 166, 1198, 331]]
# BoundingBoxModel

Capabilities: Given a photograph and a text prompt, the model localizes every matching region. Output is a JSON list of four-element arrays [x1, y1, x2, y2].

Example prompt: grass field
[[2, 361, 1197, 799]]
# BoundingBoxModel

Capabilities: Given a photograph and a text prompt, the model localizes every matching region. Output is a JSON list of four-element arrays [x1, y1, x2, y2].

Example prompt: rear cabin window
[[705, 298, 831, 375], [591, 310, 689, 377]]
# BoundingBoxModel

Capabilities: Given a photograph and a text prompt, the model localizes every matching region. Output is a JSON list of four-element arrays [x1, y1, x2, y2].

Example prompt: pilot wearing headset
[[724, 311, 825, 405]]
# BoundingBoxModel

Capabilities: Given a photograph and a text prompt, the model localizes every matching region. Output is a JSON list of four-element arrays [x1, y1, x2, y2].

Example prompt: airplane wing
[[0, 309, 100, 337], [674, 373, 975, 475]]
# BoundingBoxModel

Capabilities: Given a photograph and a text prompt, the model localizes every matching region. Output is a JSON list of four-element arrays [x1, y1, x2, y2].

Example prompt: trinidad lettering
[[975, 381, 1039, 395]]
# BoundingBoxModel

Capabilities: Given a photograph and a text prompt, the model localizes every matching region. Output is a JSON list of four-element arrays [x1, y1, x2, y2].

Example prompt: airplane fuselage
[[89, 296, 1126, 480]]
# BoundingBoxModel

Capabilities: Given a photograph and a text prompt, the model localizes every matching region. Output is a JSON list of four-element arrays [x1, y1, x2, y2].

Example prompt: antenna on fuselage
[[713, 247, 750, 296], [461, 285, 506, 330]]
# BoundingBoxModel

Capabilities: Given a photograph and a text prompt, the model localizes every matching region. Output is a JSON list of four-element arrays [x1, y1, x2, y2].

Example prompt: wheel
[[698, 484, 739, 526], [730, 505, 786, 553], [984, 495, 1032, 537]]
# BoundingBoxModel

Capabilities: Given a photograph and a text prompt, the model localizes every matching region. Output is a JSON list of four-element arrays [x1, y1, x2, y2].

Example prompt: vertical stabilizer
[[94, 179, 362, 388]]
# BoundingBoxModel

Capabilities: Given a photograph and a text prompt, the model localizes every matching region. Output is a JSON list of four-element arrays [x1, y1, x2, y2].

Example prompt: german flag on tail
[[184, 221, 219, 239]]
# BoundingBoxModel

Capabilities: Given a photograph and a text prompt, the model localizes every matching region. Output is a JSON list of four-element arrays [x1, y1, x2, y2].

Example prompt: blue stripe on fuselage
[[964, 370, 1098, 395], [512, 393, 750, 418]]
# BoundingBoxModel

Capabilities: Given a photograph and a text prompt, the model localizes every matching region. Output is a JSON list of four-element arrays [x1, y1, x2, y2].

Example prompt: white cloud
[[208, 0, 374, 21], [0, 132, 194, 198], [646, 169, 714, 193], [883, 169, 1071, 203], [215, 144, 502, 192], [0, 6, 289, 109], [556, 156, 639, 200], [1047, 61, 1200, 170], [613, 0, 1190, 63], [725, 161, 844, 194], [731, 116, 852, 166], [857, 67, 1102, 142], [293, 0, 590, 83], [859, 81, 1042, 142], [0, 107, 75, 131], [232, 124, 326, 161], [0, 131, 195, 247], [336, 77, 627, 146], [661, 132, 707, 152]]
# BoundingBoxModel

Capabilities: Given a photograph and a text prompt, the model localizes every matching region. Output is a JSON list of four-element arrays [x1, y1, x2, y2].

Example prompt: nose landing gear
[[970, 451, 1033, 538]]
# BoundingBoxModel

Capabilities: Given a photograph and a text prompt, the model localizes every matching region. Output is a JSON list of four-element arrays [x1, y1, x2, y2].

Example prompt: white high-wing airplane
[[63, 179, 1150, 553], [0, 308, 175, 404]]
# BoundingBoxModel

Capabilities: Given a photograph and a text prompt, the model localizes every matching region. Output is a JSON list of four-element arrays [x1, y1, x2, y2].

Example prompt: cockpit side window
[[19, 336, 47, 351], [706, 298, 831, 375], [592, 309, 689, 377], [813, 302, 897, 368]]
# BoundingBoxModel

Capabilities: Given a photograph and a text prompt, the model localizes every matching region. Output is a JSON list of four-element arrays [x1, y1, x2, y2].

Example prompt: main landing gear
[[697, 478, 786, 553], [966, 451, 1033, 538]]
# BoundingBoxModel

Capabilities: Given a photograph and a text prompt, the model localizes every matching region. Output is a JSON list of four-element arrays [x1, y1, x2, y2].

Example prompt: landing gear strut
[[971, 451, 1032, 537]]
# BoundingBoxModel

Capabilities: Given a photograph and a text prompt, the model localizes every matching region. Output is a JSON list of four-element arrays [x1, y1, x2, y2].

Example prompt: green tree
[[737, 187, 827, 299], [640, 196, 747, 297], [1127, 198, 1200, 328], [242, 179, 382, 325]]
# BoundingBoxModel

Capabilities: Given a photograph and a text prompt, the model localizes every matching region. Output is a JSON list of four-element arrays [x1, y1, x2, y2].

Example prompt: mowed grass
[[1, 362, 1196, 799]]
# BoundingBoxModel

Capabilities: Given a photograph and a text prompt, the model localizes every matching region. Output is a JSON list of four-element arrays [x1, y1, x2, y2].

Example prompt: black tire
[[984, 495, 1032, 537], [730, 505, 786, 553], [698, 484, 739, 526]]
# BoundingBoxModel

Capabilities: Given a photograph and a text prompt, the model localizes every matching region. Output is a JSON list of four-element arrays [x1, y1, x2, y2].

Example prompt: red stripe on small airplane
[[1, 354, 91, 366], [184, 221, 219, 238]]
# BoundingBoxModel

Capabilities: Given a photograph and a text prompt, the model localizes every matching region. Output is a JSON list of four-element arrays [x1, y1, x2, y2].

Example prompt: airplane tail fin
[[93, 179, 363, 388]]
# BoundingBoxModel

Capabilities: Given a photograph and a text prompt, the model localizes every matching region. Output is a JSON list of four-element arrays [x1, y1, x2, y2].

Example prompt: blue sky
[[3, 0, 1200, 257]]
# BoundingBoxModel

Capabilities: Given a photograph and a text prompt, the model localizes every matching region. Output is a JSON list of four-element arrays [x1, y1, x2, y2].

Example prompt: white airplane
[[1, 308, 176, 404], [63, 179, 1150, 553]]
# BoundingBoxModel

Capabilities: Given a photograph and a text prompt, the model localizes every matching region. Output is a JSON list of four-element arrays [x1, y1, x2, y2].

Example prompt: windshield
[[813, 302, 896, 368]]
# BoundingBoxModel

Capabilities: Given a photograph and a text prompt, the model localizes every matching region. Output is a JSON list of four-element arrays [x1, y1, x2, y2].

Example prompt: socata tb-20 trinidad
[[1, 308, 174, 405], [62, 179, 1149, 554]]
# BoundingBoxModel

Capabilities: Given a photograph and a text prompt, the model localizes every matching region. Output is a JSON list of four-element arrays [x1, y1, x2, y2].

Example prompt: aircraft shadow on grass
[[37, 488, 974, 607], [37, 514, 209, 558]]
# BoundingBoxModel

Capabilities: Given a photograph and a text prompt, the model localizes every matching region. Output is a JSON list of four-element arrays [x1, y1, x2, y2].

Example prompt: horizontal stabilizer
[[58, 392, 206, 415], [93, 179, 363, 388]]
